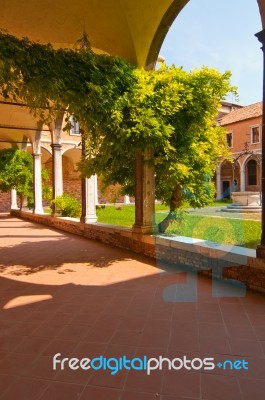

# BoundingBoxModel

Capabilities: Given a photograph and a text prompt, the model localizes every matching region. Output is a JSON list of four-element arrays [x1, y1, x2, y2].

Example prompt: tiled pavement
[[0, 214, 265, 400]]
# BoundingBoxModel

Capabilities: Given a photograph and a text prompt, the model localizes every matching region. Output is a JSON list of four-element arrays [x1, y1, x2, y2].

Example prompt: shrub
[[51, 193, 81, 218]]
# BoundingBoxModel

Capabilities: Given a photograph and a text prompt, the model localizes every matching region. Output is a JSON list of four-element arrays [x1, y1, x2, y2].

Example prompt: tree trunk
[[158, 184, 182, 233]]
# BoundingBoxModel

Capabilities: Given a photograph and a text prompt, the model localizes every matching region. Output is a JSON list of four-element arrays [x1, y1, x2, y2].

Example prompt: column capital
[[51, 143, 62, 150], [255, 29, 265, 49]]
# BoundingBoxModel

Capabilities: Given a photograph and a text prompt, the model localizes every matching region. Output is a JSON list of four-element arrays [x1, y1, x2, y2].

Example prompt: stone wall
[[0, 192, 10, 212], [63, 178, 81, 201], [10, 210, 265, 294]]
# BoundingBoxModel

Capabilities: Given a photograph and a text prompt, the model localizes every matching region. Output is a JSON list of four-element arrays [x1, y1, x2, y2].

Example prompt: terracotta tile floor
[[0, 214, 265, 399]]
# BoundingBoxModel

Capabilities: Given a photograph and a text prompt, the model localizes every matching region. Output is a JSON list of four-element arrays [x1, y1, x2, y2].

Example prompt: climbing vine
[[0, 30, 135, 127], [0, 30, 236, 231]]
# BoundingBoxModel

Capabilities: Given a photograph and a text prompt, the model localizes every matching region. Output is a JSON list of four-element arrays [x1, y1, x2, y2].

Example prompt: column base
[[33, 208, 44, 214], [132, 224, 158, 235], [80, 216, 98, 224], [51, 212, 61, 217], [256, 244, 265, 258]]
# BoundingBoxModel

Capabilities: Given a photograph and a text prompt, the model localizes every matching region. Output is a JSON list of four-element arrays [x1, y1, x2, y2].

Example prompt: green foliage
[[26, 191, 34, 209], [97, 205, 260, 249], [41, 168, 53, 201], [0, 30, 135, 126], [0, 31, 235, 212], [42, 185, 53, 201], [0, 148, 33, 196], [100, 181, 123, 204], [96, 205, 135, 227], [50, 193, 81, 218], [82, 64, 235, 208], [159, 214, 261, 250]]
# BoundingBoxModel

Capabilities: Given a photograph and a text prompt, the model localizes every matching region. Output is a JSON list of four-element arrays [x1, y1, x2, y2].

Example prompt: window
[[247, 159, 257, 185], [251, 126, 260, 144], [226, 132, 232, 148], [69, 115, 81, 136]]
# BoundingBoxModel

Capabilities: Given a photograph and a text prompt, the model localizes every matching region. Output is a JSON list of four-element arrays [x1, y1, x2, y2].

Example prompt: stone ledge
[[9, 210, 265, 294]]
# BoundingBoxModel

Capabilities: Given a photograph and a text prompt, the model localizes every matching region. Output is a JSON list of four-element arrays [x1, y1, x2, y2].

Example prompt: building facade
[[216, 102, 262, 199]]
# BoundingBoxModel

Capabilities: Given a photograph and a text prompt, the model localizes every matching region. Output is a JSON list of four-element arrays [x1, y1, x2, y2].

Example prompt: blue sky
[[160, 0, 263, 106]]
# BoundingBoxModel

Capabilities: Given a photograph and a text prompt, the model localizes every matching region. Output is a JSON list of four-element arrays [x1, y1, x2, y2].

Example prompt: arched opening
[[62, 148, 82, 201], [220, 160, 240, 198], [247, 159, 257, 186], [0, 133, 31, 212], [246, 157, 261, 192]]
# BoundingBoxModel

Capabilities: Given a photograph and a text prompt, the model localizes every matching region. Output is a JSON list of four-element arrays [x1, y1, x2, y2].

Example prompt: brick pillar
[[256, 29, 265, 257], [133, 149, 157, 234], [240, 165, 246, 192], [216, 164, 221, 200]]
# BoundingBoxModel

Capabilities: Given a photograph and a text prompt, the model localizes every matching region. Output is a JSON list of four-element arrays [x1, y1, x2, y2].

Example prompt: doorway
[[222, 180, 231, 199]]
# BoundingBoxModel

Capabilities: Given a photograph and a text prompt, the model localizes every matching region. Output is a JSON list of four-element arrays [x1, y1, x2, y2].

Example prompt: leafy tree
[[0, 31, 234, 231], [80, 66, 234, 231], [0, 148, 33, 200]]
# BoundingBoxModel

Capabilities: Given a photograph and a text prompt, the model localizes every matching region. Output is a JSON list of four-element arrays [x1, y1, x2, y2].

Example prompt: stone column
[[133, 150, 157, 234], [240, 166, 246, 192], [94, 174, 99, 205], [255, 29, 265, 256], [124, 195, 130, 204], [216, 165, 221, 200], [80, 137, 97, 223], [33, 153, 43, 213], [51, 143, 63, 215], [51, 144, 63, 199], [10, 189, 18, 209], [21, 195, 28, 210], [80, 175, 98, 223]]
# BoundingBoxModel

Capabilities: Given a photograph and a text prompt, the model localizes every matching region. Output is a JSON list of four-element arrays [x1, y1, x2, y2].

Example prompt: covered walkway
[[0, 214, 265, 399]]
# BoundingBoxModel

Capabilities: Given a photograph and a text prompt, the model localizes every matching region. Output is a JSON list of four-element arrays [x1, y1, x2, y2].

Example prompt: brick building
[[216, 102, 262, 199]]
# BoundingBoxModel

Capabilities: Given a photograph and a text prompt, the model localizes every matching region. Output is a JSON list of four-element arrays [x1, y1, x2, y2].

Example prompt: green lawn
[[96, 204, 260, 249]]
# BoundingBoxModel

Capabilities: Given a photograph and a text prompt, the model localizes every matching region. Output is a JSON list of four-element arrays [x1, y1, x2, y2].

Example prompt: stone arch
[[147, 0, 264, 67], [0, 134, 16, 150], [257, 0, 265, 27], [146, 0, 189, 68]]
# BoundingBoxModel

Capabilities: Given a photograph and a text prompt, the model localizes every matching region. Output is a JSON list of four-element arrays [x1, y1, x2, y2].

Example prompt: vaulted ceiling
[[1, 1, 264, 66], [0, 0, 264, 144], [0, 0, 189, 67]]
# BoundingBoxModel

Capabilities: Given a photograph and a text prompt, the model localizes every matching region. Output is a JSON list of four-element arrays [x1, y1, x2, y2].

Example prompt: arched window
[[247, 159, 257, 186], [69, 115, 80, 136]]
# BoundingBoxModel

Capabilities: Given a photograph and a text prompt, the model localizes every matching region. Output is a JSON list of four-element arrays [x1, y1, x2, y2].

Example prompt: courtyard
[[0, 214, 265, 399]]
